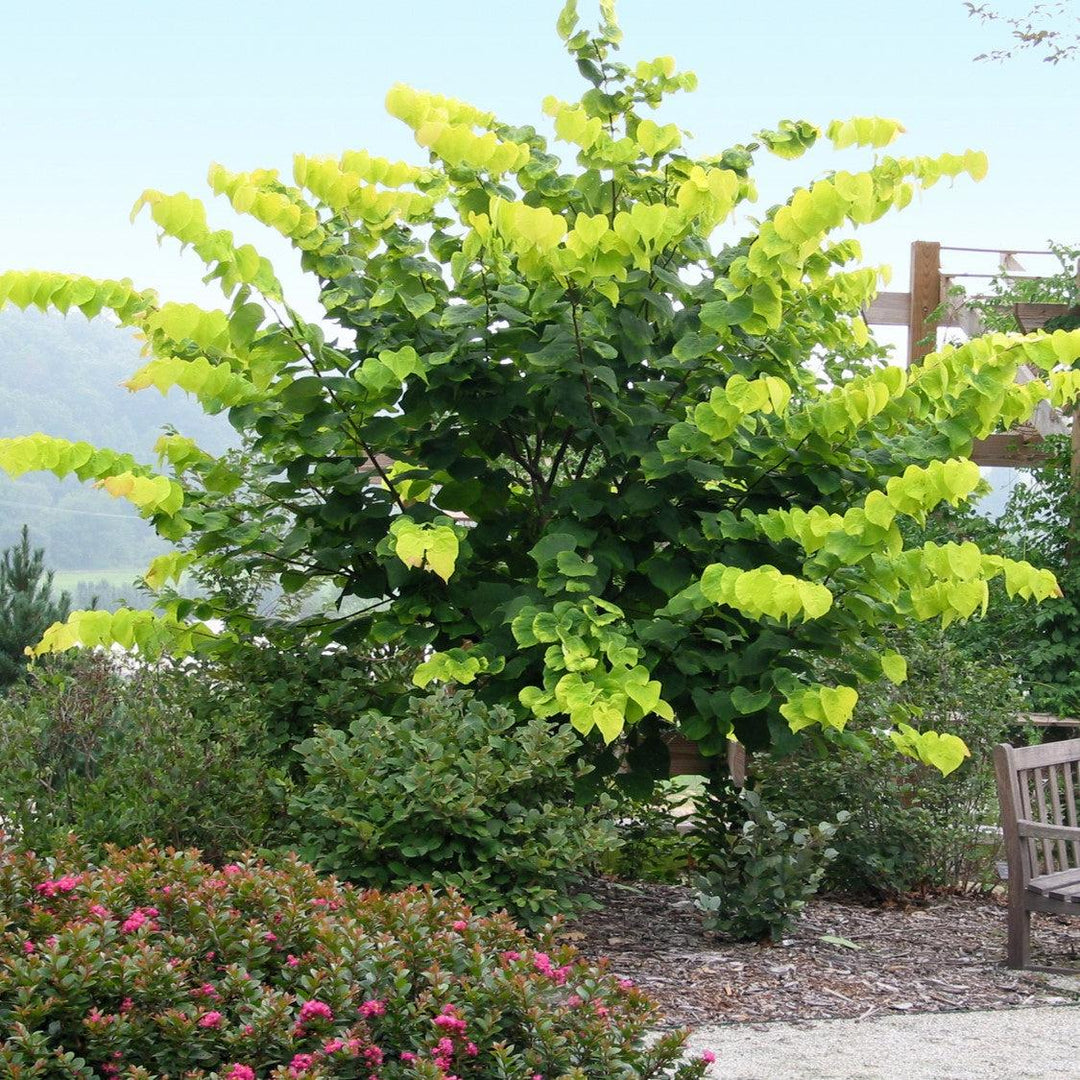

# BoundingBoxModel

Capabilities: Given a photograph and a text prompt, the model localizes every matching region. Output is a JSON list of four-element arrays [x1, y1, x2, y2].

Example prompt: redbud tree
[[2, 1, 1078, 772]]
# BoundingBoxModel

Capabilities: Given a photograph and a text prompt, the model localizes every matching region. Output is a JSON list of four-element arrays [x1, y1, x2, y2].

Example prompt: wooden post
[[1072, 408, 1080, 488], [908, 241, 941, 365]]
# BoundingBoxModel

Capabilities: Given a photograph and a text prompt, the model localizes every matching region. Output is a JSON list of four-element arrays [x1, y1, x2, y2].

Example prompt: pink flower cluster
[[294, 998, 335, 1034], [358, 998, 385, 1018], [197, 1011, 223, 1029], [283, 1038, 379, 1077], [120, 906, 158, 934], [288, 1052, 314, 1077], [427, 1004, 478, 1075], [432, 1003, 467, 1035], [531, 951, 572, 986], [35, 874, 81, 898], [225, 1066, 255, 1080]]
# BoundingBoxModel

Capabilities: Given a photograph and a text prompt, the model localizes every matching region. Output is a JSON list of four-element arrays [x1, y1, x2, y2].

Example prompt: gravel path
[[566, 880, 1080, 1077], [683, 1004, 1080, 1079]]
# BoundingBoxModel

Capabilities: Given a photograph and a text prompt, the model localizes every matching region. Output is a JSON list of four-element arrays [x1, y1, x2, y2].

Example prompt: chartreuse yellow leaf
[[130, 189, 283, 301], [880, 651, 908, 685], [826, 117, 906, 150], [889, 723, 970, 776], [700, 563, 833, 623], [556, 0, 578, 40], [207, 163, 329, 253], [143, 552, 196, 590], [757, 459, 985, 560], [124, 356, 259, 408], [780, 684, 858, 733], [293, 155, 435, 228], [100, 473, 184, 516], [0, 270, 157, 323], [389, 518, 461, 582], [413, 649, 492, 688], [508, 597, 673, 741], [28, 609, 228, 661], [0, 436, 183, 517]]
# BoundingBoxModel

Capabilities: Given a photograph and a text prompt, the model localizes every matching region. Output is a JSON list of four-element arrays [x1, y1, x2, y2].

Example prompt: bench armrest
[[1017, 819, 1080, 841]]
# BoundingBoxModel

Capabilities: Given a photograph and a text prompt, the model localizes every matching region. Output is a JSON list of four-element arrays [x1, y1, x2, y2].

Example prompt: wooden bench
[[994, 738, 1080, 969]]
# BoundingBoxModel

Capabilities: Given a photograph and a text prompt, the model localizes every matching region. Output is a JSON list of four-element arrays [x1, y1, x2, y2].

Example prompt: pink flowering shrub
[[0, 840, 713, 1078]]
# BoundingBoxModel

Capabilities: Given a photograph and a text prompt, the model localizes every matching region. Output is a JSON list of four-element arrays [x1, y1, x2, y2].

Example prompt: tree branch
[[266, 297, 409, 515]]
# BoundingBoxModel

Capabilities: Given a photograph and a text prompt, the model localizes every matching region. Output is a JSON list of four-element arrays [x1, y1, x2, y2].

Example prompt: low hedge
[[0, 840, 713, 1078]]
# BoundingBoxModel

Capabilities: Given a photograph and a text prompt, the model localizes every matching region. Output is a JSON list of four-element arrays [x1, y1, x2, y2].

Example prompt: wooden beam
[[908, 241, 941, 364], [970, 430, 1051, 468], [1015, 303, 1072, 333], [1020, 713, 1080, 729], [862, 291, 910, 327], [941, 293, 989, 339]]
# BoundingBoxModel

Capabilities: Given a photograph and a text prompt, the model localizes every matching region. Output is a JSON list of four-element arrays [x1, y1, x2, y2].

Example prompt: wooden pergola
[[863, 240, 1079, 472]]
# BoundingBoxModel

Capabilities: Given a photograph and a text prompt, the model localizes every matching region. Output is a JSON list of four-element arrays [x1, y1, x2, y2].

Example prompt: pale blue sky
[[1, 0, 1075, 312]]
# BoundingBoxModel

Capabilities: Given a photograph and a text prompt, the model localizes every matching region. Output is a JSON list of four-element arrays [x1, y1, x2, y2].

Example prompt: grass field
[[52, 569, 145, 592]]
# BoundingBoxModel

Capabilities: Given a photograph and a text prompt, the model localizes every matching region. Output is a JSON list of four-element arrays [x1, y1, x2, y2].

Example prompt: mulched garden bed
[[560, 878, 1080, 1028]]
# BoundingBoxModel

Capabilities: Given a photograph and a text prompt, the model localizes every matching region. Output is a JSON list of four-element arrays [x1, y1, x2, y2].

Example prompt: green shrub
[[289, 689, 618, 927], [0, 654, 283, 860], [694, 787, 846, 941], [200, 639, 424, 764], [754, 627, 1026, 896], [600, 777, 703, 884], [0, 841, 712, 1078]]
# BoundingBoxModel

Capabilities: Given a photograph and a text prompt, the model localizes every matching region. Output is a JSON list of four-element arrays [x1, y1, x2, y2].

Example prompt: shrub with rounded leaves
[[0, 654, 283, 861], [0, 841, 712, 1078], [694, 787, 847, 941], [754, 623, 1026, 896], [289, 689, 618, 927]]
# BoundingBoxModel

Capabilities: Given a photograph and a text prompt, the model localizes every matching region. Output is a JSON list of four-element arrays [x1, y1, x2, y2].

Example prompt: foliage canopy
[[3, 1, 1079, 770]]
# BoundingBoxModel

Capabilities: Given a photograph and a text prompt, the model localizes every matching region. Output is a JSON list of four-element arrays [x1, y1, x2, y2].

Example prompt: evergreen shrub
[[753, 628, 1026, 896], [0, 655, 283, 861], [289, 689, 618, 927]]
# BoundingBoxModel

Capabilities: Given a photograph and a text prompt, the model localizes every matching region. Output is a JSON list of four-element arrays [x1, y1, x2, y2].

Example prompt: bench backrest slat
[[1048, 763, 1071, 871], [1064, 761, 1080, 866], [1033, 765, 1056, 873], [996, 739, 1080, 884]]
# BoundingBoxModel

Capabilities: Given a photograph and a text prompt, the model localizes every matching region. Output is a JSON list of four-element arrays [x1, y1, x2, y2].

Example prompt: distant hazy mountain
[[0, 308, 235, 571]]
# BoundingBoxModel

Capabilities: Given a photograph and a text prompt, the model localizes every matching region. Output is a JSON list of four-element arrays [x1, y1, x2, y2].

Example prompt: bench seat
[[1029, 869, 1080, 903]]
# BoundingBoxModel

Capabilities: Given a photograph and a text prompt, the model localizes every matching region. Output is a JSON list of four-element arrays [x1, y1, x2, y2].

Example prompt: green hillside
[[0, 308, 235, 579]]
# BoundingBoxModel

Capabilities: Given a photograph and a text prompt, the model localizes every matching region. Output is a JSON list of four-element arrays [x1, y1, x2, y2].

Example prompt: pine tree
[[0, 525, 71, 688]]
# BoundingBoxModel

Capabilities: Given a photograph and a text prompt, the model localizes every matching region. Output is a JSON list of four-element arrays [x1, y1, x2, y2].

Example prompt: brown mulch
[[559, 878, 1080, 1028]]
